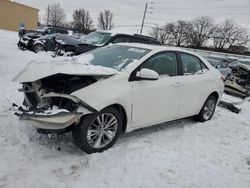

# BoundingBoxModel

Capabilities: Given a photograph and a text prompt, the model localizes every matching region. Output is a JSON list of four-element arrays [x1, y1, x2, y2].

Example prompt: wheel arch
[[208, 91, 219, 102], [104, 104, 128, 133]]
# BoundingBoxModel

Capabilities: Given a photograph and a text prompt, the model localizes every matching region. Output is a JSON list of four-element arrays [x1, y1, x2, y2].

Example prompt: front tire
[[33, 43, 45, 53], [72, 107, 122, 154], [196, 95, 217, 122]]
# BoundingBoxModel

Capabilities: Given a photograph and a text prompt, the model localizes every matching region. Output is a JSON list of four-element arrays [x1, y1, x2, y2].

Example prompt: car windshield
[[80, 32, 111, 45], [37, 27, 48, 32], [76, 45, 151, 70]]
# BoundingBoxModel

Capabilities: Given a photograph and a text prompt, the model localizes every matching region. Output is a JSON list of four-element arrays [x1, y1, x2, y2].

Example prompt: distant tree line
[[42, 3, 249, 53], [148, 16, 249, 53], [44, 3, 114, 34]]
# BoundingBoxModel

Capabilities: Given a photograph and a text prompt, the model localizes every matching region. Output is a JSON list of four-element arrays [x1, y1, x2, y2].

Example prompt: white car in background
[[13, 43, 224, 153]]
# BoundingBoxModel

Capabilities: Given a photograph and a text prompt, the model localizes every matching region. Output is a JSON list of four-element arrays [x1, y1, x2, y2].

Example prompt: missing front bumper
[[15, 107, 83, 130]]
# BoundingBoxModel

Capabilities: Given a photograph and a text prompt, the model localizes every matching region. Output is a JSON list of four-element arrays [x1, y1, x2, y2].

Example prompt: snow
[[75, 53, 94, 64], [0, 29, 250, 188]]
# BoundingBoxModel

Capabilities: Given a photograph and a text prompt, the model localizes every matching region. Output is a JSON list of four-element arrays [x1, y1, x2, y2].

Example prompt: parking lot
[[0, 29, 250, 188]]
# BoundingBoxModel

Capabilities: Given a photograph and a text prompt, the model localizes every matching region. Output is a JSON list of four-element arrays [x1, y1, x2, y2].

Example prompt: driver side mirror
[[136, 68, 159, 81]]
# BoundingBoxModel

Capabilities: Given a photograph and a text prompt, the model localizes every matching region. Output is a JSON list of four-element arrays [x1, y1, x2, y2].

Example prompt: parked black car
[[55, 31, 161, 56], [18, 27, 69, 50], [18, 27, 69, 38], [30, 34, 86, 54]]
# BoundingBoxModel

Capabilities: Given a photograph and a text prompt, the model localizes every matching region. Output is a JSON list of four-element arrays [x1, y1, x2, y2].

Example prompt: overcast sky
[[15, 0, 250, 34]]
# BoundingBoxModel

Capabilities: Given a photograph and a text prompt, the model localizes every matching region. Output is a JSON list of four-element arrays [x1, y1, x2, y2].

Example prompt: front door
[[130, 52, 182, 128]]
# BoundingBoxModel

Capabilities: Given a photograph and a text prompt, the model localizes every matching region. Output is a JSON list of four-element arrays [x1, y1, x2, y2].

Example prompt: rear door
[[177, 52, 211, 118]]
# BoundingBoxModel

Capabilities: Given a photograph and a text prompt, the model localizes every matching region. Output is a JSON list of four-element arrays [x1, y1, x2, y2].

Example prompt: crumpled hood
[[13, 59, 118, 83]]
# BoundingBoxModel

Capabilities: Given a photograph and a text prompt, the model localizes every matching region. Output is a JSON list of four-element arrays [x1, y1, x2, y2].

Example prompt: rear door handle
[[172, 82, 182, 87]]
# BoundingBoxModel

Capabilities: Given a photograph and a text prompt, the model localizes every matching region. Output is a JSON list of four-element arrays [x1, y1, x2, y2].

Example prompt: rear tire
[[72, 107, 122, 154], [196, 95, 217, 122]]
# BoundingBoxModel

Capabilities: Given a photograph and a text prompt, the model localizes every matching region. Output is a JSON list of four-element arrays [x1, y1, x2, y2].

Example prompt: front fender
[[71, 73, 133, 130], [72, 74, 130, 111]]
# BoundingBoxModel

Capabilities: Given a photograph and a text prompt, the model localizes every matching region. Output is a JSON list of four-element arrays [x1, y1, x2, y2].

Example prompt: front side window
[[140, 52, 178, 76], [180, 53, 208, 75]]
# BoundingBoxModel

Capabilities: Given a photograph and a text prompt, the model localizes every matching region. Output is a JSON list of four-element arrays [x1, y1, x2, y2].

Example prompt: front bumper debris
[[18, 38, 29, 49], [14, 104, 83, 130]]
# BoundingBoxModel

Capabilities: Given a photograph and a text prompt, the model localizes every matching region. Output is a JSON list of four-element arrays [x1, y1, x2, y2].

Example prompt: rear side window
[[180, 53, 208, 75], [140, 52, 178, 76]]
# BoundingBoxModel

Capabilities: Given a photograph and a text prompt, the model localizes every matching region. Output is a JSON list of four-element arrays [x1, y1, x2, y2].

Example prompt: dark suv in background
[[71, 31, 161, 55]]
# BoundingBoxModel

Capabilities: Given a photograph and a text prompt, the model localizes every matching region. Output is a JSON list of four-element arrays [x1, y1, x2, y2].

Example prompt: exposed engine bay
[[21, 74, 97, 111]]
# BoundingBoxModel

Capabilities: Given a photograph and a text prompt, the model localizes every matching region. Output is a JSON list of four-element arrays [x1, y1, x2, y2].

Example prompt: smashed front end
[[14, 74, 98, 131]]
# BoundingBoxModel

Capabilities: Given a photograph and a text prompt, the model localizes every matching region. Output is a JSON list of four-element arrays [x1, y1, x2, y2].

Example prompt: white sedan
[[13, 43, 224, 153]]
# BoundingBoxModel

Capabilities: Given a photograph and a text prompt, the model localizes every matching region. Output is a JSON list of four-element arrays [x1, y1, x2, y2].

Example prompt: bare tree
[[45, 3, 66, 26], [72, 8, 94, 33], [98, 10, 114, 30], [228, 26, 249, 47], [185, 16, 215, 47], [167, 21, 188, 46], [212, 19, 249, 49], [148, 24, 171, 44]]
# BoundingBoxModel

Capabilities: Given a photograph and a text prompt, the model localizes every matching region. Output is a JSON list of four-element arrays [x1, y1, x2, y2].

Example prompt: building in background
[[0, 0, 39, 31]]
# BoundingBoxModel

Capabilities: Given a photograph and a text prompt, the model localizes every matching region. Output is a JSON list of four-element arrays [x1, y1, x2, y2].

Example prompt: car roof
[[96, 30, 134, 36], [115, 43, 200, 55], [96, 30, 158, 41]]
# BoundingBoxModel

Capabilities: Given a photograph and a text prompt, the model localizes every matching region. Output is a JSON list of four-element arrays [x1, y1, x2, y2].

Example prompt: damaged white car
[[13, 44, 224, 153]]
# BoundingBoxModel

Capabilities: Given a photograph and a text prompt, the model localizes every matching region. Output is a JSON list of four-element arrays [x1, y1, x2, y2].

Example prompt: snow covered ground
[[0, 29, 250, 188]]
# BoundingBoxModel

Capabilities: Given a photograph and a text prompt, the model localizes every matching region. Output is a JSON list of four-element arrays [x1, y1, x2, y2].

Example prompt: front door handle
[[172, 82, 182, 87]]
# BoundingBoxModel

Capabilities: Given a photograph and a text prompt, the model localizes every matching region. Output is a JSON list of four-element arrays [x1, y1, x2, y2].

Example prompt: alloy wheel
[[87, 113, 118, 149], [203, 99, 215, 120]]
